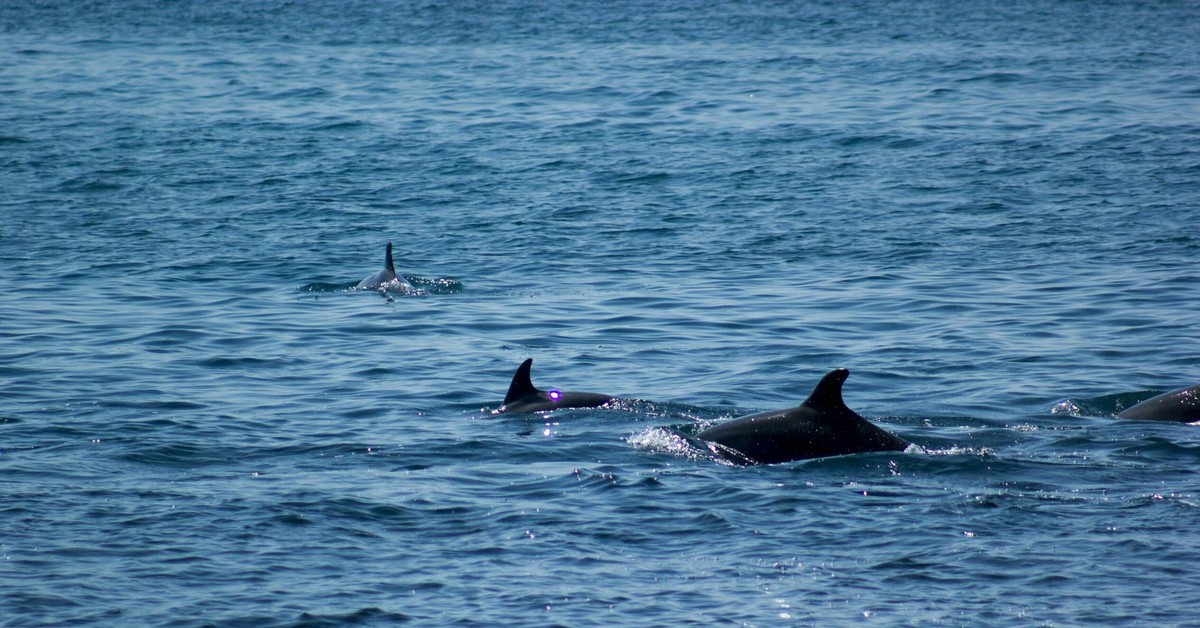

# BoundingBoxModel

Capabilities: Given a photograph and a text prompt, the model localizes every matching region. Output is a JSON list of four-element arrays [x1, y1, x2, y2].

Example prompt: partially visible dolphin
[[356, 242, 417, 292], [1116, 383, 1200, 422], [499, 358, 615, 414], [695, 368, 909, 465]]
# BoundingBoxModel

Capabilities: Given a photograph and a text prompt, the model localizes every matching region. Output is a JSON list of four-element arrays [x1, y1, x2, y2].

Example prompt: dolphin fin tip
[[806, 368, 851, 413], [503, 358, 537, 405]]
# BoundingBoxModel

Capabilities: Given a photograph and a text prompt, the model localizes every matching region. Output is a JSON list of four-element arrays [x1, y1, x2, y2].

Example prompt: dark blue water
[[4, 0, 1200, 624]]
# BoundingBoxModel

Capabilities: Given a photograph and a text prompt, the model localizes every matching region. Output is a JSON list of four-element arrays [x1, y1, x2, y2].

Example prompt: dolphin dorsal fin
[[385, 241, 396, 274], [504, 358, 539, 405], [802, 368, 851, 415]]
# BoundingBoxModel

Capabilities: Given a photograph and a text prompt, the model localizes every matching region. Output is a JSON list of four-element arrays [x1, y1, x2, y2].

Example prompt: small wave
[[1115, 437, 1200, 461], [607, 171, 672, 185], [58, 177, 124, 192], [353, 283, 426, 298], [298, 282, 353, 293], [130, 327, 214, 348], [1052, 390, 1166, 418], [408, 276, 463, 295], [96, 399, 208, 411], [919, 445, 995, 457], [294, 608, 411, 624], [553, 118, 607, 130], [306, 119, 368, 132], [833, 133, 894, 148], [116, 442, 233, 467], [1128, 492, 1200, 509], [627, 89, 683, 106], [1049, 399, 1087, 416], [298, 276, 459, 297], [956, 71, 1028, 84], [626, 426, 715, 463], [267, 86, 331, 100], [194, 356, 286, 369]]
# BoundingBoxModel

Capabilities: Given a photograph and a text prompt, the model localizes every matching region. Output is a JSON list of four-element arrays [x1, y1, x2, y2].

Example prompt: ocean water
[[3, 0, 1200, 624]]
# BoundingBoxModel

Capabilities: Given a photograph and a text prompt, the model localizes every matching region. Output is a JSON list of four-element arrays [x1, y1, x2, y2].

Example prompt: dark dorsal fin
[[504, 358, 539, 405], [802, 368, 851, 415], [385, 241, 396, 274]]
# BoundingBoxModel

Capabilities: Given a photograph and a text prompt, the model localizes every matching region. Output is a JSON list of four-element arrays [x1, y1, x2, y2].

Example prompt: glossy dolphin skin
[[499, 358, 615, 414], [696, 368, 909, 465], [356, 242, 417, 292], [1116, 383, 1200, 422]]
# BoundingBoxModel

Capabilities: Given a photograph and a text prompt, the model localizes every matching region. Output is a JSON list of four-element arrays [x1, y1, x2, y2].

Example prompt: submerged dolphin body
[[356, 242, 417, 292], [499, 358, 615, 414], [1116, 383, 1200, 423], [696, 368, 909, 465]]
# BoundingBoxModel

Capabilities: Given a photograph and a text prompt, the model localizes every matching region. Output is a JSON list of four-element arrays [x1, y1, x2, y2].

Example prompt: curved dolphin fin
[[801, 368, 851, 416], [385, 241, 396, 275], [504, 358, 539, 405]]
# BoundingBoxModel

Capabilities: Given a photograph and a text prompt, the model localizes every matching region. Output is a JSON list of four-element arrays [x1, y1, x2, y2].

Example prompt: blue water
[[3, 0, 1200, 624]]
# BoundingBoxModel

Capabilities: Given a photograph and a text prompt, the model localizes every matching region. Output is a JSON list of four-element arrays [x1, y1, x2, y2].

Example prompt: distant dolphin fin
[[504, 358, 539, 405], [385, 241, 396, 275], [801, 368, 851, 416]]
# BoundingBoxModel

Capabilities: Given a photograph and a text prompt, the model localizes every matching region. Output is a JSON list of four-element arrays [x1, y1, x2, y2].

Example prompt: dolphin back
[[697, 368, 908, 464], [499, 358, 615, 413], [356, 241, 417, 291], [1116, 384, 1200, 422]]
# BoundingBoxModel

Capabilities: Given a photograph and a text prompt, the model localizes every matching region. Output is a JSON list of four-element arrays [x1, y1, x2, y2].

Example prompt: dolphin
[[356, 242, 417, 292], [695, 368, 909, 465], [1116, 383, 1200, 422], [499, 358, 615, 414]]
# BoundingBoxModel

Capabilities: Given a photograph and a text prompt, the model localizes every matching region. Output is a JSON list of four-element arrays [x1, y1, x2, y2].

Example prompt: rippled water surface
[[3, 1, 1200, 625]]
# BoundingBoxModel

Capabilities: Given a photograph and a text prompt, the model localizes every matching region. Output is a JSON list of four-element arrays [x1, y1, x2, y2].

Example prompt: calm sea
[[3, 0, 1199, 625]]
